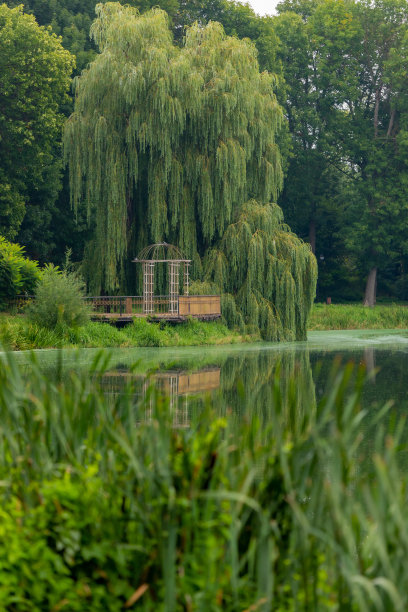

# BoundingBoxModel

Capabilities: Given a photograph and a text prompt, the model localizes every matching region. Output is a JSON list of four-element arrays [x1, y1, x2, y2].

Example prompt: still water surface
[[11, 330, 408, 420]]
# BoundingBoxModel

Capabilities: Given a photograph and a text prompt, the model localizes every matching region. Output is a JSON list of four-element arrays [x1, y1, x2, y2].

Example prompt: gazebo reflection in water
[[100, 366, 221, 427]]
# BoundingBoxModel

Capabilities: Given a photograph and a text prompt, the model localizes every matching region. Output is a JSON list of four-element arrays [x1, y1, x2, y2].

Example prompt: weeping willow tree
[[64, 2, 317, 340]]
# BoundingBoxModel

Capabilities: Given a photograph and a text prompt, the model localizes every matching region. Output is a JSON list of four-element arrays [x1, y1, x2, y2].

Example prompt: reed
[[0, 349, 406, 610]]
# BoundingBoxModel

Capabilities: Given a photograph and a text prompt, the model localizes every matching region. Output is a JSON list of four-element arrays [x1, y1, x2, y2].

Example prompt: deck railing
[[7, 294, 221, 318], [6, 295, 34, 311], [84, 296, 174, 316]]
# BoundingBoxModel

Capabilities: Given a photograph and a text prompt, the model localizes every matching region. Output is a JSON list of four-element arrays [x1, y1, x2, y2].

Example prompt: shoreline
[[2, 303, 408, 350], [0, 314, 257, 351]]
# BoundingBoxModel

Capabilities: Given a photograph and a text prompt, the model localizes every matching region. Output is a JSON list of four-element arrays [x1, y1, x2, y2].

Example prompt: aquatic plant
[[0, 349, 406, 609]]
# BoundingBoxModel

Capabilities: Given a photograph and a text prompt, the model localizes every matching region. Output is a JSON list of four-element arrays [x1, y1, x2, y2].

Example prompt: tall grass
[[309, 303, 408, 330], [0, 349, 407, 610], [0, 315, 251, 350]]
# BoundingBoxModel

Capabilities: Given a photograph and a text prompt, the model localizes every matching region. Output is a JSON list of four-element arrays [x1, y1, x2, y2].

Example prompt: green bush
[[27, 265, 90, 329], [72, 321, 128, 347], [0, 236, 41, 309]]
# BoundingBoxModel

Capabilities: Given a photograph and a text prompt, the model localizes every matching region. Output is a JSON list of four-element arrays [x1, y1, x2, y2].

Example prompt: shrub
[[0, 236, 41, 309], [27, 264, 90, 329], [128, 317, 167, 346]]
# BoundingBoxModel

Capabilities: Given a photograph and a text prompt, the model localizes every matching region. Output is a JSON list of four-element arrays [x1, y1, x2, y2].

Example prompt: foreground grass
[[309, 302, 408, 330], [0, 350, 407, 610], [0, 314, 254, 350]]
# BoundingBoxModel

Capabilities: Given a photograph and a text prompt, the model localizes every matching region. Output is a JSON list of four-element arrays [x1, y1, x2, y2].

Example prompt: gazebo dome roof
[[132, 243, 191, 263]]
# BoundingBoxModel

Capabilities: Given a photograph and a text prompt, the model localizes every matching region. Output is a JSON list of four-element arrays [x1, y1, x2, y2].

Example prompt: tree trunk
[[363, 267, 377, 307], [386, 108, 396, 139], [309, 218, 316, 254], [374, 88, 380, 138]]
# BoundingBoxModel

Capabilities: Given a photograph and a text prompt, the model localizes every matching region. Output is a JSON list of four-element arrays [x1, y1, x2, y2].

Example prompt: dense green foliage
[[0, 4, 74, 259], [65, 4, 316, 339], [0, 237, 41, 309], [196, 200, 317, 339], [7, 0, 282, 72], [3, 0, 287, 271], [3, 0, 408, 305], [27, 265, 90, 329], [276, 0, 408, 304], [0, 349, 406, 609]]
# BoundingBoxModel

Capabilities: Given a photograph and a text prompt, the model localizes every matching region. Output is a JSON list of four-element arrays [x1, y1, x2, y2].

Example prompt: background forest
[[2, 0, 408, 306]]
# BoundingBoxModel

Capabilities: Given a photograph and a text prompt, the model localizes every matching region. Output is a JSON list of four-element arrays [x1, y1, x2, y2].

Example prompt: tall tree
[[65, 3, 316, 339], [274, 2, 360, 299], [0, 4, 74, 257], [340, 0, 408, 305], [7, 0, 289, 267], [275, 0, 408, 305]]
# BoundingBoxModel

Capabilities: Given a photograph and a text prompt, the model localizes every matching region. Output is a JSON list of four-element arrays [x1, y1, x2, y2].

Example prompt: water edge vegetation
[[0, 314, 254, 351], [3, 302, 408, 351], [0, 349, 407, 610]]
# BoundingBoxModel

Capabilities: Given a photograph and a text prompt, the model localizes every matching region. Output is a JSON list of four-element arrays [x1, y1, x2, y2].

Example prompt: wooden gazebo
[[84, 243, 221, 322], [132, 243, 191, 315]]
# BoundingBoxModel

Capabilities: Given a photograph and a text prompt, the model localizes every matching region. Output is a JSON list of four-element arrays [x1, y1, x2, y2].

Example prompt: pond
[[11, 329, 408, 424]]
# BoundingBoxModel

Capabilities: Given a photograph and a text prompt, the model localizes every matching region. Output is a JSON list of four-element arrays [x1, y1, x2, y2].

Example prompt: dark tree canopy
[[275, 0, 408, 304], [0, 4, 74, 248], [65, 3, 316, 339]]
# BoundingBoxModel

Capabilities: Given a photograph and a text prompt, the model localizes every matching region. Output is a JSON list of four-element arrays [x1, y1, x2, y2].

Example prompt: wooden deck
[[8, 294, 222, 323], [85, 295, 221, 323]]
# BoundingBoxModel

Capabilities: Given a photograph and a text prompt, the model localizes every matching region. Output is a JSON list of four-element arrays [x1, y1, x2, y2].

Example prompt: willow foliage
[[198, 201, 317, 340], [65, 3, 316, 340]]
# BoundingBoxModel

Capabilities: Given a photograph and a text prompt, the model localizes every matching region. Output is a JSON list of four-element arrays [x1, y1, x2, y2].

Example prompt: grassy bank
[[309, 302, 408, 330], [0, 350, 407, 610], [0, 314, 254, 350], [3, 303, 408, 351]]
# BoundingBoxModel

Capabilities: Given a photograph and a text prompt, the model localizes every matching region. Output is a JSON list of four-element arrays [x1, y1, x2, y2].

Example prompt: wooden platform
[[8, 294, 222, 324], [91, 312, 221, 324], [87, 294, 221, 324]]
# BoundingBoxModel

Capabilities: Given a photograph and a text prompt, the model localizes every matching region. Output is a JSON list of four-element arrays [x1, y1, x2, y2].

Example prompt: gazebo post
[[143, 261, 155, 314], [183, 262, 190, 296], [169, 261, 180, 314]]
